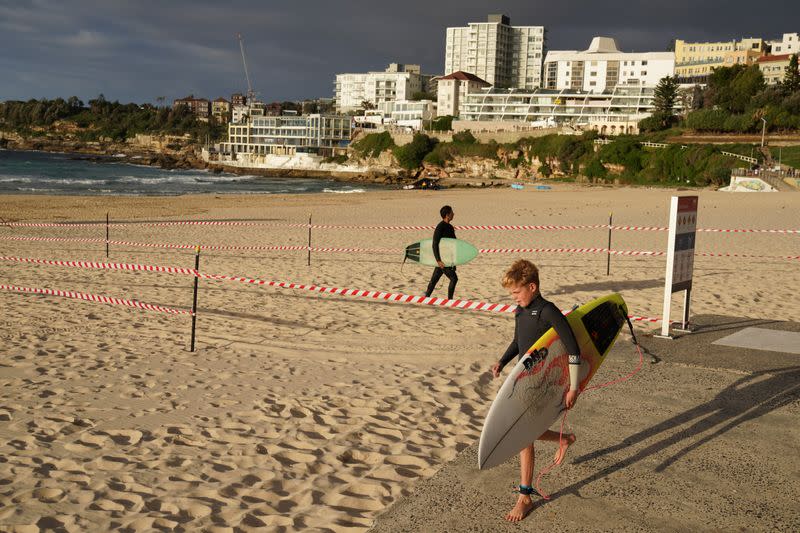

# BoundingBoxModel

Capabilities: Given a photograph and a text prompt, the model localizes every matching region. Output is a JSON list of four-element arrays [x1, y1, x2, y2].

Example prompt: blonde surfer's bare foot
[[504, 494, 534, 522], [554, 433, 576, 465]]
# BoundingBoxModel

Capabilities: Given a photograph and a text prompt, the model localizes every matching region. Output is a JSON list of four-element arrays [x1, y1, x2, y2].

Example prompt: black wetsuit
[[498, 294, 580, 371], [425, 220, 458, 299]]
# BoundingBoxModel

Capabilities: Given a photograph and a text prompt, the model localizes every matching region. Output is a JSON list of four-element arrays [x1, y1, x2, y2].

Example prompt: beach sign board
[[659, 195, 698, 337]]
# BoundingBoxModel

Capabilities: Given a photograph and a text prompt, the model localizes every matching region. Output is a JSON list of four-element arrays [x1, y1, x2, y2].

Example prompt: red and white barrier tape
[[0, 236, 398, 253], [0, 284, 192, 315], [0, 254, 673, 324], [0, 256, 199, 275], [478, 247, 666, 256], [3, 220, 797, 234], [3, 236, 797, 260]]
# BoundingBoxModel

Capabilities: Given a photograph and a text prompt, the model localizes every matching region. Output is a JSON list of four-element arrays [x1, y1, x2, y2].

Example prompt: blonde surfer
[[491, 259, 582, 522]]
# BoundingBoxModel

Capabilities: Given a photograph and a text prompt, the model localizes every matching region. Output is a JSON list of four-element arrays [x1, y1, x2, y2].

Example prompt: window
[[641, 60, 648, 66]]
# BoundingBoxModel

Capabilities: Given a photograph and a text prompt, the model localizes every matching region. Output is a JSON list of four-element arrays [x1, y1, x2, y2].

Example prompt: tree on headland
[[782, 54, 800, 94], [0, 97, 227, 142], [653, 76, 679, 116], [639, 76, 680, 132]]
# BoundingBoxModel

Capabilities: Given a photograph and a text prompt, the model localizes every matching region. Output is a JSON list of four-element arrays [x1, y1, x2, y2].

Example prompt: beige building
[[211, 98, 230, 123], [757, 54, 793, 85], [675, 38, 767, 82], [436, 71, 491, 117]]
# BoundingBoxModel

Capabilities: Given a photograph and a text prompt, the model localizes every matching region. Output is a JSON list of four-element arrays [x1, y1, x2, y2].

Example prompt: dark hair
[[440, 205, 453, 218]]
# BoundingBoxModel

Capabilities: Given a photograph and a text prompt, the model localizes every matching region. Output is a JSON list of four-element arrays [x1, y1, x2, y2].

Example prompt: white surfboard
[[478, 293, 628, 470]]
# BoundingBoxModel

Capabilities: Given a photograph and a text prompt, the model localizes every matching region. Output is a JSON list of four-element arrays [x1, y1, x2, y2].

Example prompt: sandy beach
[[0, 185, 798, 531]]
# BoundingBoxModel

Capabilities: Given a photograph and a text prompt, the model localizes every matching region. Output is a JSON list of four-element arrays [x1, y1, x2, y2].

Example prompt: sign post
[[657, 195, 698, 338]]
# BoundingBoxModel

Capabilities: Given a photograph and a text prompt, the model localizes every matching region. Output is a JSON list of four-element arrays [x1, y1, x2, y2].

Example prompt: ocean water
[[0, 149, 377, 195]]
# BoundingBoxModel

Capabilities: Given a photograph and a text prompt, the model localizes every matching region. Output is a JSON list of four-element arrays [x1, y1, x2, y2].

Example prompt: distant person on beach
[[424, 205, 458, 299], [491, 259, 581, 522]]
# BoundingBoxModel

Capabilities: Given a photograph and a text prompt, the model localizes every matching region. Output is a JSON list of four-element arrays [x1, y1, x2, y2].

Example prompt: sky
[[1, 0, 797, 105]]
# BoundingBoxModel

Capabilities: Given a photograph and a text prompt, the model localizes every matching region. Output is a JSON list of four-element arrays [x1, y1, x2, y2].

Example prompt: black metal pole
[[307, 213, 312, 267], [190, 246, 200, 352], [106, 213, 109, 259], [606, 212, 612, 276]]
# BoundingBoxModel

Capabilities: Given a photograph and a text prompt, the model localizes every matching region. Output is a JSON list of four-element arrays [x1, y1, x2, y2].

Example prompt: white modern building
[[390, 100, 436, 131], [459, 84, 664, 135], [768, 33, 799, 55], [445, 14, 545, 89], [436, 71, 491, 117], [544, 37, 675, 94], [334, 63, 435, 113], [221, 114, 352, 157], [351, 100, 436, 132], [231, 101, 267, 124]]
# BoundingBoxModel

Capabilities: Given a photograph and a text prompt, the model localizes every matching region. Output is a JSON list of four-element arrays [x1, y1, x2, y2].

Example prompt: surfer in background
[[490, 259, 581, 522], [424, 205, 458, 299]]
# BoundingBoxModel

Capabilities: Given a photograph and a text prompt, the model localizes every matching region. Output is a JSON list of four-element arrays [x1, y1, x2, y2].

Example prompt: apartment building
[[543, 37, 674, 94], [444, 14, 545, 89], [675, 38, 767, 82], [173, 95, 210, 118], [436, 71, 491, 117], [757, 54, 793, 85], [460, 84, 661, 135], [768, 33, 800, 55], [391, 100, 436, 131], [222, 114, 352, 157], [211, 98, 230, 123], [334, 63, 435, 113]]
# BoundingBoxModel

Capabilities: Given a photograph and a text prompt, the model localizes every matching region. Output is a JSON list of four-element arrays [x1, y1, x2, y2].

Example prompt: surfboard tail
[[405, 242, 421, 263]]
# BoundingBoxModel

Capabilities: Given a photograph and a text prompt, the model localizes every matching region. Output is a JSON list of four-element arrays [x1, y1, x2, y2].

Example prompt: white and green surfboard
[[404, 238, 479, 267]]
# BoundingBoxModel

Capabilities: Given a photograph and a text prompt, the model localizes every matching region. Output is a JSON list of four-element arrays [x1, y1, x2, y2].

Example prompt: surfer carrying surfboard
[[424, 205, 459, 299], [491, 259, 582, 522]]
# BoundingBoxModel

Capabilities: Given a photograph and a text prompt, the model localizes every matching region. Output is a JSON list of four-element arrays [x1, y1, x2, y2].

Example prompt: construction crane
[[237, 33, 257, 105]]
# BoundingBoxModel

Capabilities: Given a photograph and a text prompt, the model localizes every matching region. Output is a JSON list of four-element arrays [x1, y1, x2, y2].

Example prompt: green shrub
[[538, 163, 552, 177], [351, 131, 395, 158], [583, 157, 608, 179], [599, 139, 645, 175], [429, 115, 453, 131], [393, 133, 437, 170], [452, 130, 477, 144]]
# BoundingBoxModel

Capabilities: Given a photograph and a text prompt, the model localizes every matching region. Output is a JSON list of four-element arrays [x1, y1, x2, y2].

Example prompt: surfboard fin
[[624, 315, 638, 345]]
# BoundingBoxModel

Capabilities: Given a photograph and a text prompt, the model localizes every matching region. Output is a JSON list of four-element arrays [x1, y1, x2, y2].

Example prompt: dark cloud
[[0, 0, 796, 103]]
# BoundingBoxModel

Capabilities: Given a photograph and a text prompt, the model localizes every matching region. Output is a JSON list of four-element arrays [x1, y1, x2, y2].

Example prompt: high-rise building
[[543, 37, 675, 94], [444, 14, 545, 90]]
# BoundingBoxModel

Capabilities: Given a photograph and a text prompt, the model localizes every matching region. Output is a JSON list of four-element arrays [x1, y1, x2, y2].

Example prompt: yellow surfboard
[[478, 293, 629, 470]]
